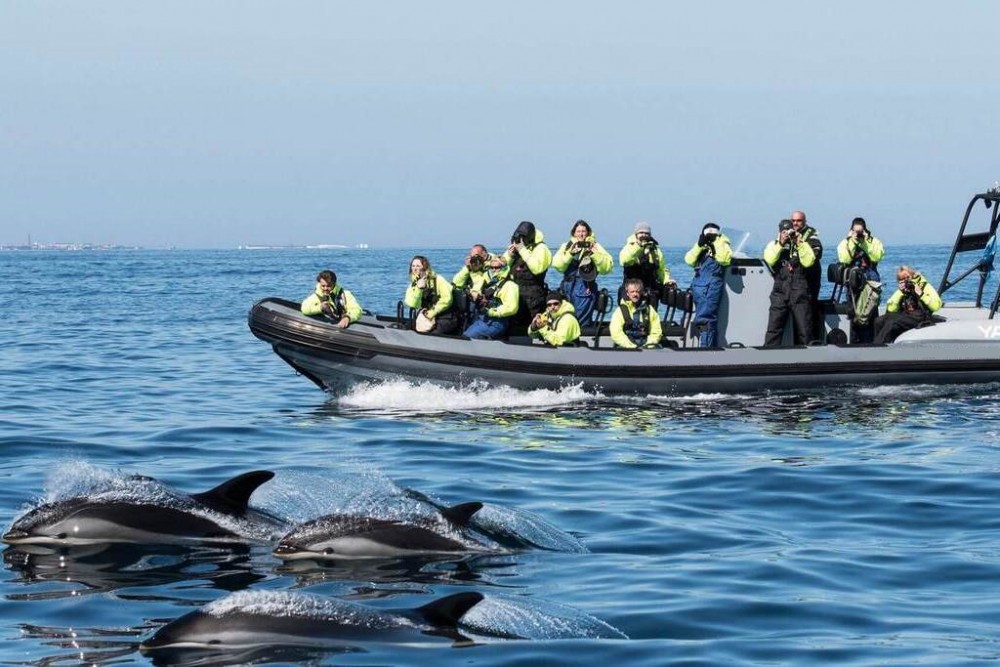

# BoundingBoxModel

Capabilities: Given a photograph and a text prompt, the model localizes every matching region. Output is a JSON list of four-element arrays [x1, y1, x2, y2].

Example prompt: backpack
[[852, 280, 882, 326]]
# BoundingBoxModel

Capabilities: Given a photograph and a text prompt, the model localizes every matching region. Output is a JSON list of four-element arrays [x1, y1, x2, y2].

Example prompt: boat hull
[[248, 299, 1000, 395]]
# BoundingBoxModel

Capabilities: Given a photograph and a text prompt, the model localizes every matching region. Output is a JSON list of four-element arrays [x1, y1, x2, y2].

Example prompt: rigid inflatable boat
[[248, 189, 1000, 395]]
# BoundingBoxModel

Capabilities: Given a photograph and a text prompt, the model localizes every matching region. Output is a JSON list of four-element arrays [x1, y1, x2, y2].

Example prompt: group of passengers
[[301, 214, 942, 349], [762, 211, 941, 346]]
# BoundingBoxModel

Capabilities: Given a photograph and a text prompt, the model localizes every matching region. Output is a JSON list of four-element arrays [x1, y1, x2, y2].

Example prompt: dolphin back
[[191, 471, 275, 516], [415, 592, 484, 627]]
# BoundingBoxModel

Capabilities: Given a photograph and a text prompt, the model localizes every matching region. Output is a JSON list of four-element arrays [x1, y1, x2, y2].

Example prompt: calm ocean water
[[2, 243, 1000, 665]]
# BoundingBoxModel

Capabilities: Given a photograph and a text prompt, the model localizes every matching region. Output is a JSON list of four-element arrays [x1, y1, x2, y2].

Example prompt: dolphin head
[[2, 498, 102, 545]]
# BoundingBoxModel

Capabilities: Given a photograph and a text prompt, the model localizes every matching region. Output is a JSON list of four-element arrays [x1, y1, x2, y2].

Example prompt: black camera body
[[468, 255, 484, 272], [903, 279, 915, 292]]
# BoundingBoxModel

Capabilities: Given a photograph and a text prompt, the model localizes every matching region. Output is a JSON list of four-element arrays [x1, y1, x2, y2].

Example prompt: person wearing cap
[[461, 264, 521, 340], [528, 291, 582, 347], [837, 217, 886, 343], [551, 220, 614, 324], [503, 220, 552, 333], [684, 223, 733, 347], [609, 278, 663, 349], [620, 222, 674, 309], [404, 255, 461, 335], [301, 269, 363, 329], [873, 265, 942, 344], [790, 210, 824, 343], [763, 219, 816, 346]]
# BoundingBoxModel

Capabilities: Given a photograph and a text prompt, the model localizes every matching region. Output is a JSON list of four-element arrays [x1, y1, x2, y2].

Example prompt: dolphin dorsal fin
[[440, 502, 483, 526], [417, 592, 485, 627], [191, 471, 274, 515]]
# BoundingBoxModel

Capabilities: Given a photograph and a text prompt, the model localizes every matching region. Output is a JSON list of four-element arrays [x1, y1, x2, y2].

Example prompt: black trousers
[[509, 281, 547, 334], [764, 278, 813, 347], [873, 311, 930, 344]]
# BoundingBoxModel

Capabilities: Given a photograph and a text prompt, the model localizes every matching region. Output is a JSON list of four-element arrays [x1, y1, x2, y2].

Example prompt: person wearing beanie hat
[[528, 290, 581, 347], [551, 219, 615, 325], [503, 220, 553, 334], [684, 223, 733, 347], [619, 221, 674, 310], [300, 269, 363, 329]]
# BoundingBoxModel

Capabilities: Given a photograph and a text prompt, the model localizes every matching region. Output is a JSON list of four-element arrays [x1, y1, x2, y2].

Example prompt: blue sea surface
[[2, 243, 1000, 665]]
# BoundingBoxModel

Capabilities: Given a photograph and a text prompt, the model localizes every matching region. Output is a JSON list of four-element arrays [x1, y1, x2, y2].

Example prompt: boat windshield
[[723, 227, 757, 259]]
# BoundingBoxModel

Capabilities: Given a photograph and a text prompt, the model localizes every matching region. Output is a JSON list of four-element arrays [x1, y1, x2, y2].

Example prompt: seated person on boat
[[551, 220, 614, 325], [873, 266, 942, 344], [462, 265, 520, 340], [610, 278, 663, 349], [301, 270, 362, 329], [529, 291, 582, 347], [405, 255, 461, 335]]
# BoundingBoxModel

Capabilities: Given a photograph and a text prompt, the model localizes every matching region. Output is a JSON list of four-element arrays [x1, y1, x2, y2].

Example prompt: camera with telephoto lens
[[903, 279, 915, 292], [468, 255, 484, 272]]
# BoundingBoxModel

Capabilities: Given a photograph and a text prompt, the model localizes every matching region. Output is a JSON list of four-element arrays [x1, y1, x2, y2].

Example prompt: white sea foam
[[337, 380, 601, 413], [204, 590, 412, 628], [460, 594, 627, 640]]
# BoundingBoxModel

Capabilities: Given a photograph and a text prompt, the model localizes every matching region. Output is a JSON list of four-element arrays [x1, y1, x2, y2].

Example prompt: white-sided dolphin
[[2, 470, 285, 546], [272, 501, 490, 560], [139, 590, 485, 653]]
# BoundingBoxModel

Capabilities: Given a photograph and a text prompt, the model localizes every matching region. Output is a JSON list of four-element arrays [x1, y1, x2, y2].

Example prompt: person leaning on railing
[[301, 270, 363, 329]]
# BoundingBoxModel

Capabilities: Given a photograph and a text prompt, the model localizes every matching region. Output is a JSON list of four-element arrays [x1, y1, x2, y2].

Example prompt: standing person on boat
[[452, 244, 497, 294], [529, 291, 582, 347], [462, 265, 521, 340], [684, 222, 732, 348], [837, 217, 886, 343], [405, 256, 461, 335], [300, 270, 363, 329], [619, 222, 674, 310], [790, 210, 824, 343], [551, 220, 614, 325], [503, 221, 552, 334], [609, 278, 663, 349], [763, 219, 816, 346], [873, 266, 942, 344]]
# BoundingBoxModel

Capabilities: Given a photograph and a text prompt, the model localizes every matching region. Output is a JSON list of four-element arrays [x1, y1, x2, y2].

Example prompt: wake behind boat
[[249, 189, 1000, 395]]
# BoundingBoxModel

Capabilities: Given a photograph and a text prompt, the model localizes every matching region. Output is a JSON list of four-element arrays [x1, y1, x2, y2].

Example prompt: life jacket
[[480, 271, 511, 312], [510, 243, 548, 290], [623, 242, 661, 289], [774, 242, 805, 278], [417, 272, 441, 310], [619, 303, 650, 346], [321, 285, 347, 318], [848, 241, 880, 281], [900, 290, 929, 316]]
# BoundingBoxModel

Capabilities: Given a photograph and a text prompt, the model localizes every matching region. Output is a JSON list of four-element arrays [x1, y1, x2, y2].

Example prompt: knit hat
[[702, 223, 720, 235], [634, 222, 651, 235], [545, 291, 563, 305]]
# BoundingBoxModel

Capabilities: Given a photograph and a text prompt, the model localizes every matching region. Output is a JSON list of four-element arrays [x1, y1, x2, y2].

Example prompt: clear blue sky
[[2, 2, 998, 249]]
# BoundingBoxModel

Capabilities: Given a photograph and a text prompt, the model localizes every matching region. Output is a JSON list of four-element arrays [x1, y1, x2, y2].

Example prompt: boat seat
[[660, 286, 694, 347]]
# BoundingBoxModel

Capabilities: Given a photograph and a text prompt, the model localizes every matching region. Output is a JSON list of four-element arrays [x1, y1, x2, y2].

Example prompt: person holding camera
[[609, 278, 663, 349], [873, 266, 942, 344], [763, 218, 817, 346], [684, 222, 733, 347], [300, 269, 363, 329], [552, 220, 614, 324], [461, 264, 520, 340], [619, 222, 674, 310], [503, 220, 552, 334], [837, 217, 886, 343], [404, 255, 461, 335], [528, 291, 582, 347], [452, 244, 502, 293], [790, 211, 824, 342]]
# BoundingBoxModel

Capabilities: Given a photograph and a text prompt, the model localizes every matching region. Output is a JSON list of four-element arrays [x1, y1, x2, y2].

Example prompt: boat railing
[[938, 189, 1000, 314]]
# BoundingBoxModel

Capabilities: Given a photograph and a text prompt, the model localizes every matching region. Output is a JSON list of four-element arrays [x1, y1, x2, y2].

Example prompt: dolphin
[[139, 590, 485, 653], [2, 470, 286, 546], [272, 501, 491, 560]]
